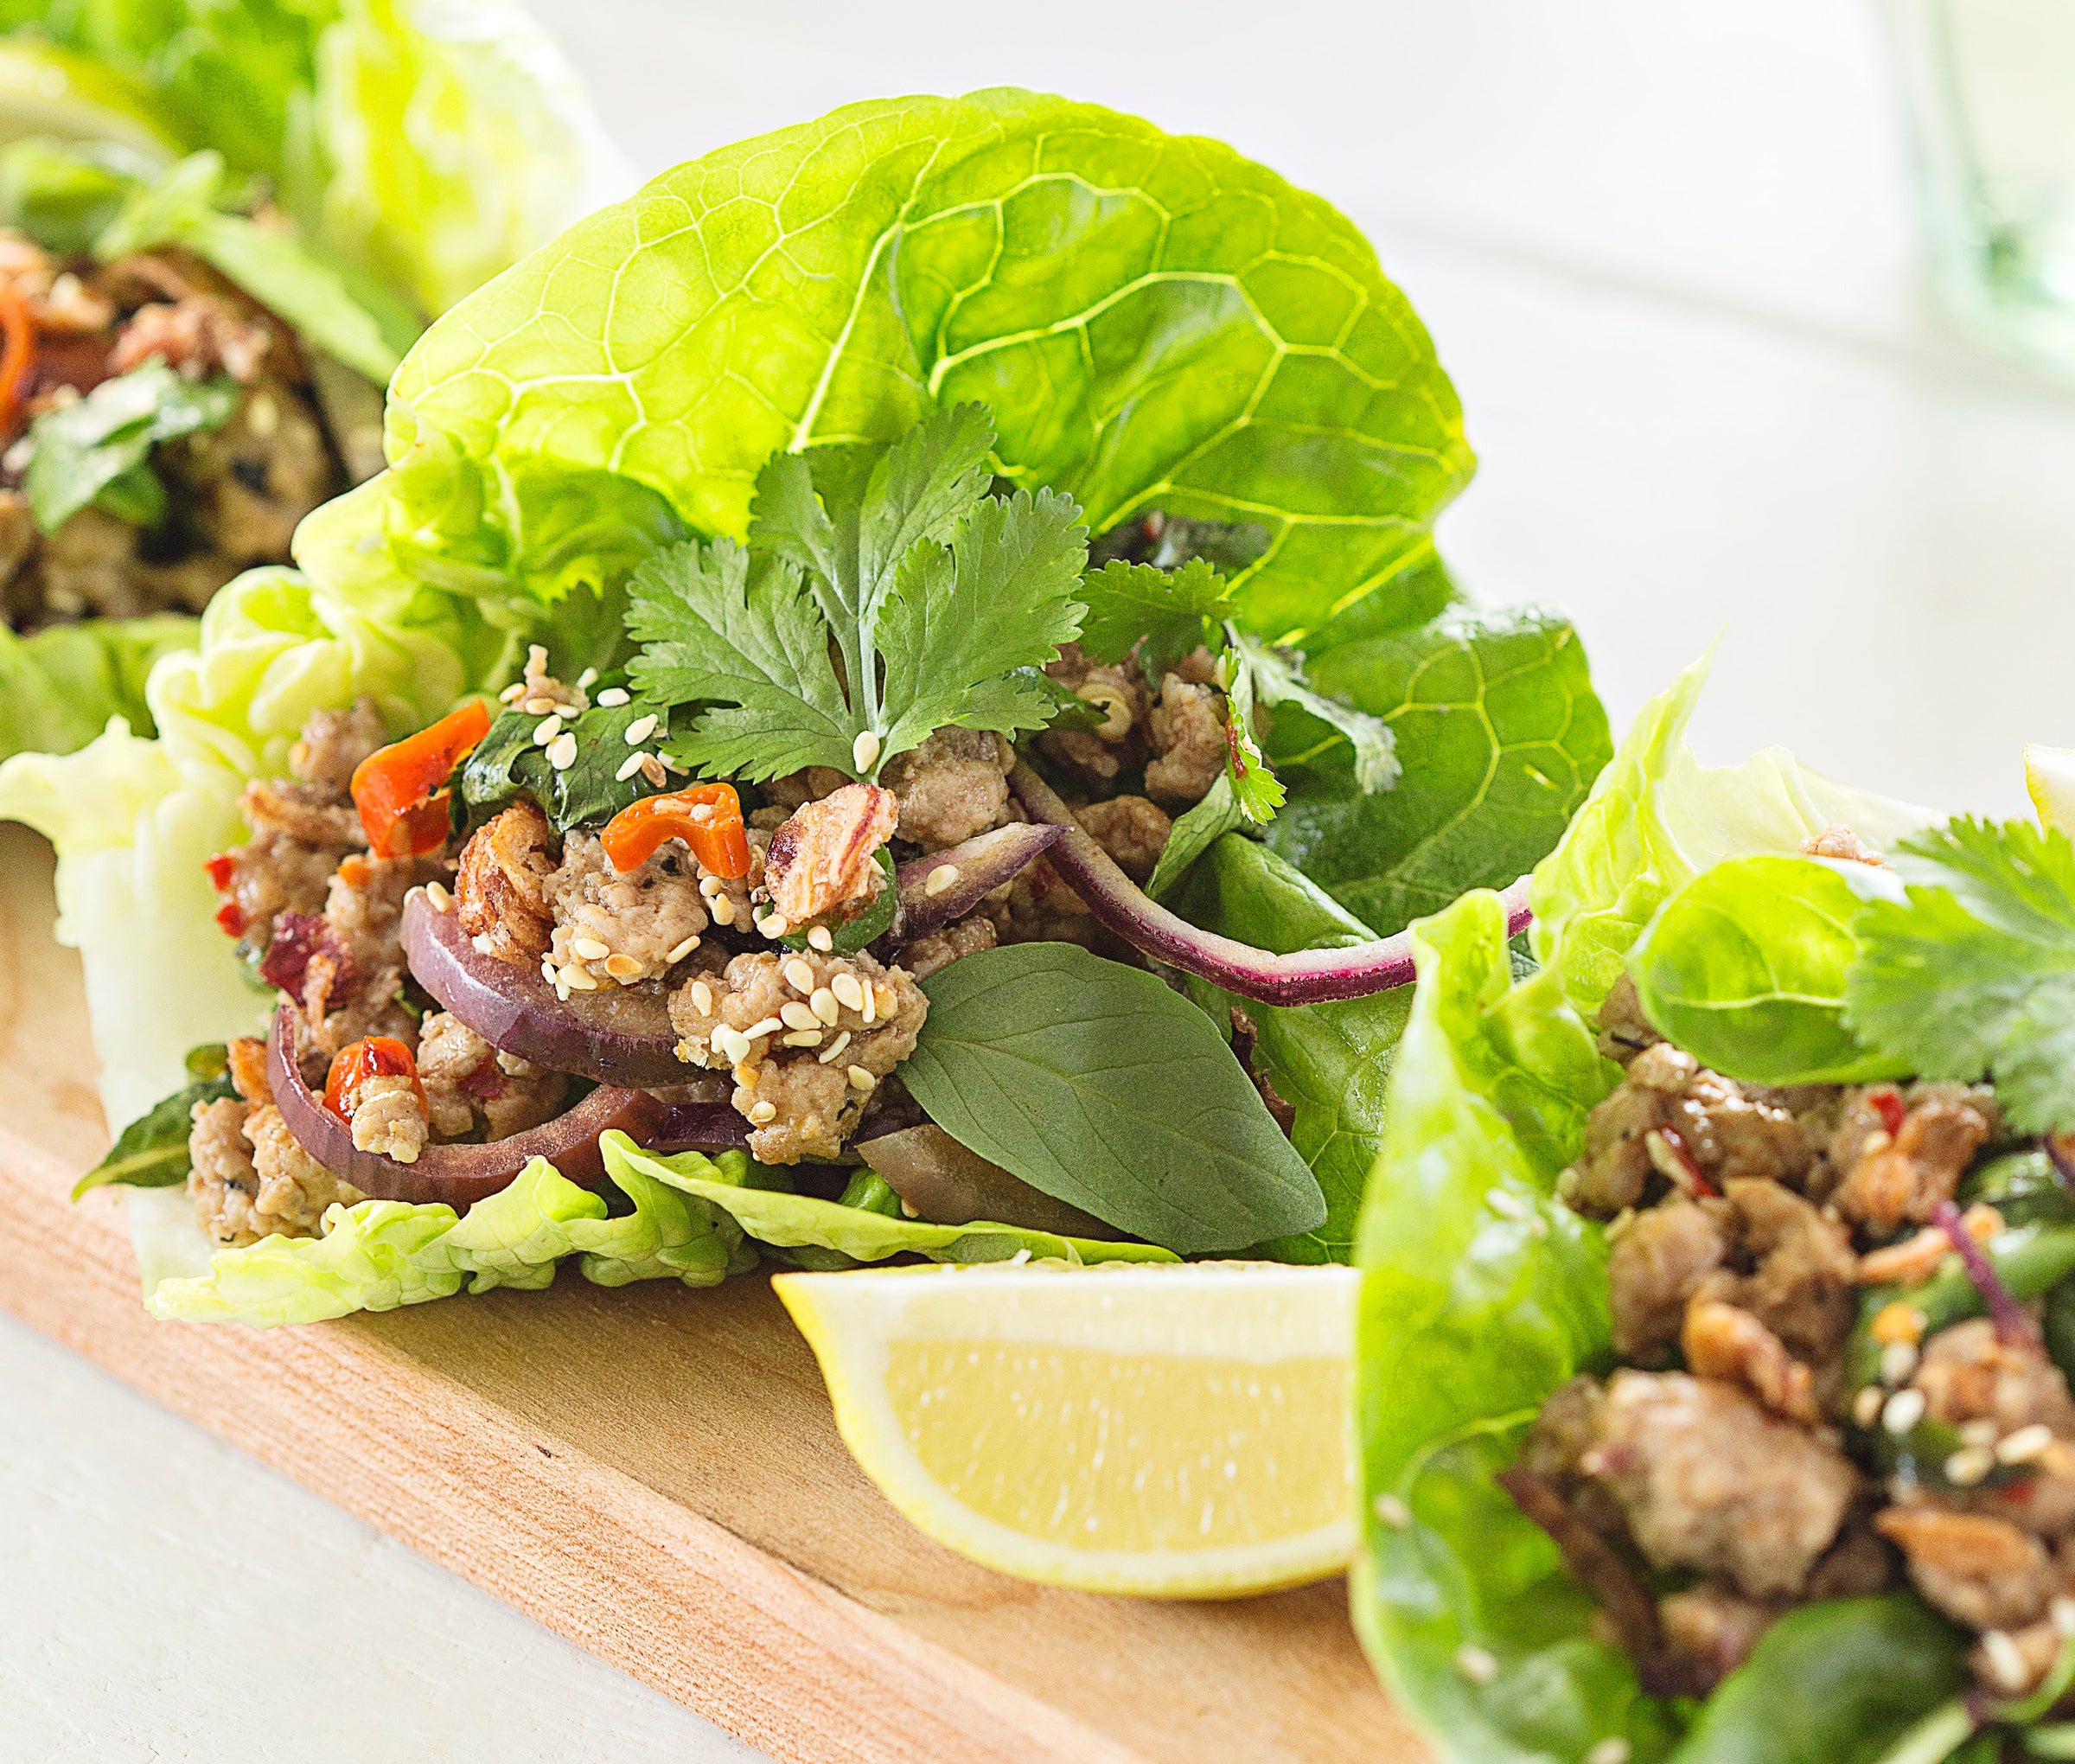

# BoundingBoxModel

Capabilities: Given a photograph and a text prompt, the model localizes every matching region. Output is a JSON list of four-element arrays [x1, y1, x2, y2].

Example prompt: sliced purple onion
[[266, 1007, 667, 1205], [646, 1102, 750, 1156], [1933, 1198, 2041, 1348], [1008, 762, 1532, 1005], [892, 822, 1063, 944], [400, 888, 688, 1086]]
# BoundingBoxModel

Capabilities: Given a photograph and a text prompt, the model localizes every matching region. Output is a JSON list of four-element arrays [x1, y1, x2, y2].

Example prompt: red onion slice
[[1933, 1198, 2041, 1349], [892, 822, 1063, 944], [646, 1102, 750, 1156], [400, 888, 689, 1085], [1008, 762, 1531, 1005], [266, 1007, 667, 1205]]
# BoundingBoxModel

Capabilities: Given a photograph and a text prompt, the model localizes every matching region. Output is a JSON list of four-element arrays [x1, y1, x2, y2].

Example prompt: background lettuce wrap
[[0, 0, 628, 760], [1346, 658, 1988, 1762]]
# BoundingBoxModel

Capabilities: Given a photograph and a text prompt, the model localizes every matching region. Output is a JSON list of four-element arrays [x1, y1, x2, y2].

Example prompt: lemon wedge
[[773, 1260, 1359, 1597], [0, 42, 177, 160], [2027, 745, 2075, 834]]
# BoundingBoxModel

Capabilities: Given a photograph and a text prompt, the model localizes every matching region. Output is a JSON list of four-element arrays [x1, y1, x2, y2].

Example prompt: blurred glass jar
[[1887, 0, 2075, 375]]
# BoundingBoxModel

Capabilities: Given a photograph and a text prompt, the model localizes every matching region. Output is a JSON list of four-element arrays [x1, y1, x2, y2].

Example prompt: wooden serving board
[[0, 822, 1420, 1764]]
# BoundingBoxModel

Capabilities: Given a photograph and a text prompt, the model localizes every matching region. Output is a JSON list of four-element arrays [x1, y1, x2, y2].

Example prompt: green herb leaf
[[24, 362, 237, 533], [1145, 773, 1247, 901], [901, 941, 1325, 1255], [0, 137, 146, 254], [630, 406, 1087, 785], [73, 1053, 236, 1198], [1076, 559, 1232, 674], [1627, 853, 1910, 1085], [1219, 638, 1286, 826], [456, 683, 673, 835], [1235, 631, 1397, 795], [1265, 609, 1612, 937], [1846, 817, 2075, 1133]]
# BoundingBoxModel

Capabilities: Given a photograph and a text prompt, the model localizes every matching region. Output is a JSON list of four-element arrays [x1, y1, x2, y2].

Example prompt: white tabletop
[[9, 2, 2071, 1758]]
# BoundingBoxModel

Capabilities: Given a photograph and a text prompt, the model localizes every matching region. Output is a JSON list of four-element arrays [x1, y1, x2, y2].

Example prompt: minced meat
[[542, 830, 707, 990], [880, 727, 1015, 849]]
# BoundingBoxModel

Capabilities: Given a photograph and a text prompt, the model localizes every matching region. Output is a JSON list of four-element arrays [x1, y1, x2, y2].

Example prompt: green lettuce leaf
[[381, 88, 1470, 635], [601, 1134, 1178, 1268], [1626, 853, 1911, 1086], [146, 1151, 748, 1326], [0, 613, 195, 753], [1263, 609, 1612, 939], [1528, 653, 1932, 1022]]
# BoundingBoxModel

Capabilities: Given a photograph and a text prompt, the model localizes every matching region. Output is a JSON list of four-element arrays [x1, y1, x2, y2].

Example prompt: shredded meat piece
[[1657, 1585, 1783, 1691], [1682, 1300, 1819, 1423], [416, 1011, 566, 1141], [1717, 1177, 1859, 1385], [1832, 1087, 1993, 1232], [226, 1036, 272, 1106], [1799, 824, 1886, 866], [667, 948, 927, 1163], [762, 783, 897, 929], [186, 1096, 266, 1248], [1913, 1318, 2075, 1447], [993, 856, 1100, 949], [1609, 1197, 1727, 1364], [292, 850, 444, 1068], [900, 913, 996, 981], [109, 295, 272, 382], [1583, 1370, 1858, 1600], [456, 801, 558, 963], [880, 727, 1015, 849], [1144, 673, 1229, 808], [1038, 644, 1149, 787], [1075, 795, 1172, 884], [1874, 1506, 2063, 1633], [543, 830, 706, 987], [349, 1072, 428, 1164], [288, 699, 386, 795]]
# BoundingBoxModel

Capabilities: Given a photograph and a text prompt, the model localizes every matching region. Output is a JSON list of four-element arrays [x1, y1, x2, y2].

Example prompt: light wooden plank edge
[[0, 1128, 1142, 1764]]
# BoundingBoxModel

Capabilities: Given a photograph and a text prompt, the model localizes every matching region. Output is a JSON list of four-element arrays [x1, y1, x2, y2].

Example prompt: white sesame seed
[[547, 732, 578, 770], [595, 687, 630, 707], [1453, 1644, 1498, 1685], [762, 914, 790, 939], [527, 645, 548, 671], [540, 957, 559, 983], [872, 986, 897, 1020], [831, 973, 865, 1013], [817, 1031, 852, 1064], [810, 987, 841, 1026], [847, 1064, 875, 1091], [571, 936, 610, 961], [499, 681, 526, 703], [699, 874, 725, 898], [1880, 1341, 1919, 1386], [661, 755, 687, 774], [782, 957, 817, 994], [852, 730, 881, 774], [1603, 1206, 1636, 1243], [640, 753, 669, 789], [1998, 1424, 2055, 1465], [1586, 1742, 1631, 1764], [561, 965, 599, 991], [860, 986, 877, 1026], [711, 894, 736, 926], [1982, 1628, 2029, 1691], [425, 880, 453, 912], [533, 713, 564, 746], [624, 713, 658, 745], [2053, 1596, 2075, 1636], [689, 802, 713, 823], [900, 1198, 919, 1218], [667, 936, 699, 963], [1373, 1493, 1411, 1529], [1960, 1418, 2000, 1449], [555, 973, 572, 1001], [577, 668, 598, 691], [780, 1000, 820, 1032], [524, 696, 560, 717], [691, 981, 714, 1017], [744, 1016, 782, 1040], [807, 924, 833, 952], [749, 1100, 777, 1125], [782, 1030, 822, 1048], [1882, 1389, 1926, 1435], [615, 751, 646, 782], [715, 1026, 751, 1064], [1853, 1386, 1885, 1428], [1945, 1446, 1993, 1487], [605, 953, 643, 981], [2, 437, 29, 475], [924, 863, 960, 898]]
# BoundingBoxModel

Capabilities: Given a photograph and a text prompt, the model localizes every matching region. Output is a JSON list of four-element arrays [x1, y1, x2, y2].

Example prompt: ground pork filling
[[1518, 959, 2070, 1701]]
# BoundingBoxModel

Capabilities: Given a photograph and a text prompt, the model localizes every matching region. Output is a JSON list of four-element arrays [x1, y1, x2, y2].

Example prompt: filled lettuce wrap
[[1353, 658, 2075, 1761], [0, 0, 624, 760]]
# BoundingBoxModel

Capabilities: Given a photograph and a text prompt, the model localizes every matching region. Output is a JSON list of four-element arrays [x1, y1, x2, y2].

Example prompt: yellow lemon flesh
[[2027, 745, 2075, 834], [0, 43, 177, 160], [774, 1260, 1358, 1598]]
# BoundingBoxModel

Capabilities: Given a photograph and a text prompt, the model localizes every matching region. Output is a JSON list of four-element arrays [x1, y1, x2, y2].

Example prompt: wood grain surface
[[0, 822, 1419, 1763]]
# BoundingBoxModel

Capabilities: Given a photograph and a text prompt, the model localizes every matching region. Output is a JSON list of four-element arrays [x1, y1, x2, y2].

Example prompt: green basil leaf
[[902, 941, 1325, 1255], [74, 1059, 237, 1198], [456, 681, 673, 836], [1626, 853, 1909, 1085], [24, 362, 237, 533]]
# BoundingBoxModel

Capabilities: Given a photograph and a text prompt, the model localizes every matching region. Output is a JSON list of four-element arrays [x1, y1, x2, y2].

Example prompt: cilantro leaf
[[1146, 772, 1247, 900], [627, 539, 857, 783], [1845, 817, 2075, 1133], [24, 362, 237, 533], [1236, 632, 1399, 795], [1076, 558, 1231, 675], [1220, 643, 1286, 826]]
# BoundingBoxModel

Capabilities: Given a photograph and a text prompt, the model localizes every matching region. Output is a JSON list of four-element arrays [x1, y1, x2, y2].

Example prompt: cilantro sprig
[[1846, 817, 2075, 1133], [626, 405, 1087, 784]]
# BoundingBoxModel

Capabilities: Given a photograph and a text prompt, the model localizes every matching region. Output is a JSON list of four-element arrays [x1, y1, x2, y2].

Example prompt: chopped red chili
[[1869, 1087, 1907, 1139], [322, 1036, 423, 1122], [349, 700, 492, 860], [601, 782, 750, 879], [0, 280, 36, 429]]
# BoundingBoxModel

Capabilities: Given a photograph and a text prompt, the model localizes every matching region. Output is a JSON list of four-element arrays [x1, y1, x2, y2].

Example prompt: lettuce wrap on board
[[1352, 657, 2075, 1761], [0, 0, 625, 760]]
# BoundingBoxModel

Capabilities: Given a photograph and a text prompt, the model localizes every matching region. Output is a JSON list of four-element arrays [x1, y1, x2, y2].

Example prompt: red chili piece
[[323, 1036, 423, 1122], [1869, 1087, 1907, 1139], [349, 700, 492, 860], [601, 782, 750, 879]]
